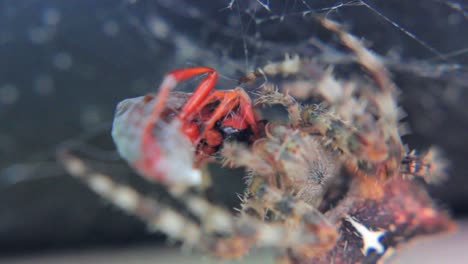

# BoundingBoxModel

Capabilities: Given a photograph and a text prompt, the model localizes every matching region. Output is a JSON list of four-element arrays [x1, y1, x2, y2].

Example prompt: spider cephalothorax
[[224, 122, 340, 208]]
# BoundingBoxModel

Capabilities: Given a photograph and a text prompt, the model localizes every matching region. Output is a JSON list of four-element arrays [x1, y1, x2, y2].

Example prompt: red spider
[[112, 67, 260, 185]]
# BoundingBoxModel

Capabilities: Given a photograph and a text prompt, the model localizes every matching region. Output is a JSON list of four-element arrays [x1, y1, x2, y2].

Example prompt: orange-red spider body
[[112, 67, 260, 185]]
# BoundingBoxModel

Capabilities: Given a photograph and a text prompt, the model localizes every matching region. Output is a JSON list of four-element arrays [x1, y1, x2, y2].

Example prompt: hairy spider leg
[[249, 184, 337, 258], [320, 18, 406, 181], [59, 150, 331, 259]]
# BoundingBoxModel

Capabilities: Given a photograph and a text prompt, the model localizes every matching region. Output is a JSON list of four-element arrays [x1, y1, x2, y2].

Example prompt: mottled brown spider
[[58, 17, 453, 264]]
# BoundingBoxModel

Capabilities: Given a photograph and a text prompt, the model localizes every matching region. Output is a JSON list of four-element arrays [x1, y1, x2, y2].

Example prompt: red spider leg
[[143, 66, 217, 143], [178, 68, 218, 121], [202, 89, 258, 134], [224, 88, 258, 134], [178, 74, 257, 140], [138, 67, 216, 182], [184, 90, 242, 147]]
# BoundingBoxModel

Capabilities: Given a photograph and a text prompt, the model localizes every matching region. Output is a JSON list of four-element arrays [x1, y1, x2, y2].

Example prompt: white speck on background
[[29, 27, 50, 44], [53, 52, 73, 70], [34, 74, 55, 95], [0, 84, 20, 105], [148, 17, 169, 39], [43, 8, 61, 26], [103, 20, 120, 36]]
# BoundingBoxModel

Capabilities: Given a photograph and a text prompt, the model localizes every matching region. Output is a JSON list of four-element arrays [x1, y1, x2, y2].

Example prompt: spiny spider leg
[[223, 123, 338, 259], [318, 18, 451, 183], [248, 184, 337, 257], [254, 84, 302, 127], [252, 85, 378, 169], [400, 147, 448, 184], [58, 149, 335, 259], [249, 18, 405, 181], [58, 150, 202, 245]]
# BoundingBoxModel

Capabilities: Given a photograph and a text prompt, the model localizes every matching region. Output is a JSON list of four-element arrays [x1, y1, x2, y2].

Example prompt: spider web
[[0, 0, 467, 251], [118, 0, 467, 86], [241, 0, 467, 59], [0, 0, 466, 192]]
